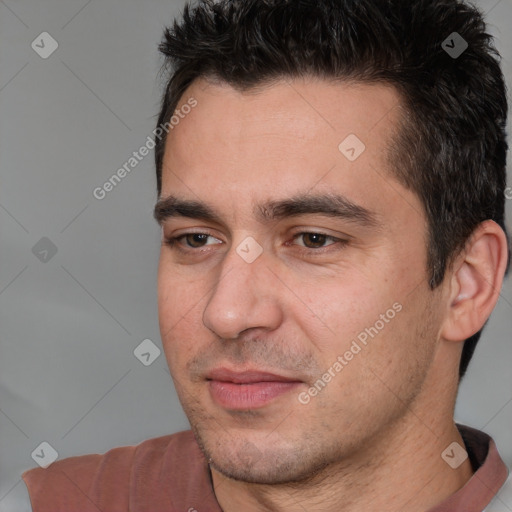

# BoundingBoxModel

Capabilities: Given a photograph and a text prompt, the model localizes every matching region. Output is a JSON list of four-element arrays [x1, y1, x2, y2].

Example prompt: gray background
[[0, 0, 511, 510]]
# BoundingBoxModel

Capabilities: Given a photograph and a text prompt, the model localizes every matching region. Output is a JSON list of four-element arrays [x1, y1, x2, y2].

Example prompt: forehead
[[159, 77, 415, 226], [168, 76, 402, 148]]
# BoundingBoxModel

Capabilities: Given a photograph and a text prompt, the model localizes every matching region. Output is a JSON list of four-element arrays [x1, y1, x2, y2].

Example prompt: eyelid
[[163, 229, 349, 254], [164, 226, 349, 240], [166, 229, 222, 244]]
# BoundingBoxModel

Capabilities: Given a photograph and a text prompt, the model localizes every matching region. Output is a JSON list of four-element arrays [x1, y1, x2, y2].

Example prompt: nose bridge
[[202, 237, 280, 339]]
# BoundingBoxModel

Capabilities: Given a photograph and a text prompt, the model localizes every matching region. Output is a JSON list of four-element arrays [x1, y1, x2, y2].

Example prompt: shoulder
[[22, 430, 203, 512], [485, 473, 512, 511]]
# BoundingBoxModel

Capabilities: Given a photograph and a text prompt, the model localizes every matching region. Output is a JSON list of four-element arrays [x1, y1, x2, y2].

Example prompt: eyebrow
[[153, 192, 379, 229]]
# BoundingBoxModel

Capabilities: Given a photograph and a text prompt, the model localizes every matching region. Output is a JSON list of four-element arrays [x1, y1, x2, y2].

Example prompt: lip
[[206, 368, 300, 384], [206, 368, 302, 409]]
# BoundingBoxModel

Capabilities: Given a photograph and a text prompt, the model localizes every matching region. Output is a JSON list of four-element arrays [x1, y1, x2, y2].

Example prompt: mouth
[[206, 368, 303, 410]]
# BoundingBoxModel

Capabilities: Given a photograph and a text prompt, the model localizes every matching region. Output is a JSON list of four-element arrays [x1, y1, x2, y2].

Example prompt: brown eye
[[181, 233, 210, 248], [293, 232, 338, 249], [289, 232, 350, 256], [164, 232, 221, 252], [302, 233, 329, 248]]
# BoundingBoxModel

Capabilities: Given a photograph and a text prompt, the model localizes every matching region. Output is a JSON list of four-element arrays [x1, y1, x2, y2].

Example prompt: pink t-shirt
[[22, 424, 508, 512]]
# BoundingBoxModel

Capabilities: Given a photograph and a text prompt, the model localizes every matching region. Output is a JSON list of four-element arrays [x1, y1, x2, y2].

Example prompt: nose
[[202, 240, 283, 340]]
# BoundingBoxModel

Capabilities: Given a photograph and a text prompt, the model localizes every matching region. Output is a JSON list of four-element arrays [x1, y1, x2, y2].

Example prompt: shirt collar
[[425, 424, 509, 512]]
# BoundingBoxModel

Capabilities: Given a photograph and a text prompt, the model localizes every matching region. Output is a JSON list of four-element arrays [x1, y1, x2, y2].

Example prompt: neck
[[211, 409, 473, 512]]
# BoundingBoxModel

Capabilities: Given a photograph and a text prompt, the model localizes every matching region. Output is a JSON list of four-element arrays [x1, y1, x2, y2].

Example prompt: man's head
[[154, 0, 510, 380], [153, 0, 509, 489]]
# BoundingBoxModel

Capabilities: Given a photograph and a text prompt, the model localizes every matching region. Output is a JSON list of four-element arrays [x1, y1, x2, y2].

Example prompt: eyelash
[[163, 231, 349, 256]]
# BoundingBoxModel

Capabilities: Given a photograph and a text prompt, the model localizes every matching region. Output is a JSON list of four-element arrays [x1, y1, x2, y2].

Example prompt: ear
[[440, 220, 509, 342]]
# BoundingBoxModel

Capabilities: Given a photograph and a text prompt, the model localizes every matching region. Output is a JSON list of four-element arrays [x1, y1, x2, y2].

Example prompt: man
[[22, 0, 510, 510]]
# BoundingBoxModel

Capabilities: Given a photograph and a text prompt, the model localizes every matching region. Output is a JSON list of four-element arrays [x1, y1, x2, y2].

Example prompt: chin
[[210, 451, 333, 485], [193, 425, 332, 485]]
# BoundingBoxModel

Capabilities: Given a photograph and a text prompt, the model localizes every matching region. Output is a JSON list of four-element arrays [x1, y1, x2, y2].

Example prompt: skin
[[155, 76, 508, 512]]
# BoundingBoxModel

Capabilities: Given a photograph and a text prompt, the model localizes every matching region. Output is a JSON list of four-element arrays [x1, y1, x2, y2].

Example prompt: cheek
[[157, 253, 200, 326], [299, 278, 387, 346], [157, 263, 203, 364], [342, 294, 436, 401], [295, 274, 415, 399]]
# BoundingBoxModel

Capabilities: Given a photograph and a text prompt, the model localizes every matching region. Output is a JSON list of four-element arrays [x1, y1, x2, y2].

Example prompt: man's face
[[156, 77, 443, 484]]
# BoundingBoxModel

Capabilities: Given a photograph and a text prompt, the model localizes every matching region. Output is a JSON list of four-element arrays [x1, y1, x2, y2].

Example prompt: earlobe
[[441, 220, 509, 342]]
